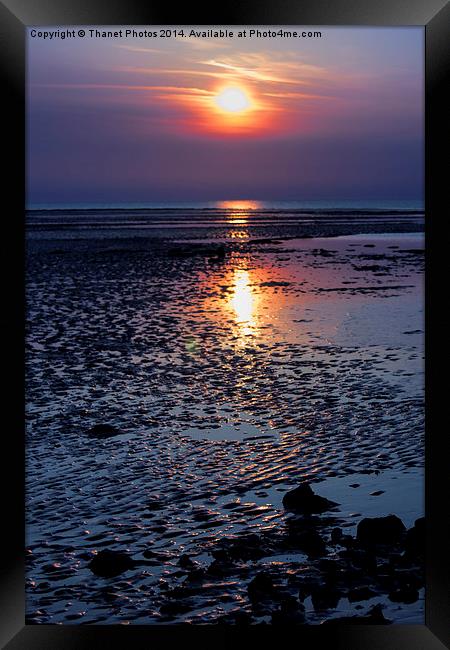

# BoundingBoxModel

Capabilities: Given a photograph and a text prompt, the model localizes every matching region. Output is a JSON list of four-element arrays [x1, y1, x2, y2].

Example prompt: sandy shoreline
[[26, 225, 424, 624]]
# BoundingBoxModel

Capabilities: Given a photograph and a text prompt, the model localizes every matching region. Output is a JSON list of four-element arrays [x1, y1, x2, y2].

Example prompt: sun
[[214, 86, 251, 114]]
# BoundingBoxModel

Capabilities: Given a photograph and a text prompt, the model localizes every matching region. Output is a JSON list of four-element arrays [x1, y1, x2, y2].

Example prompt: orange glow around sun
[[217, 200, 261, 210], [204, 84, 263, 134], [156, 81, 274, 136]]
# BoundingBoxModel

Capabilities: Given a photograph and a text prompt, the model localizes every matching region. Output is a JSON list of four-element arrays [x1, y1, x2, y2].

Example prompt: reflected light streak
[[229, 269, 258, 338], [217, 200, 262, 227], [229, 230, 250, 239]]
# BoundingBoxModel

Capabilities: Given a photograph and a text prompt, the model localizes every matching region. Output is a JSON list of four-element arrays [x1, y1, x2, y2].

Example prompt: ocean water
[[26, 200, 424, 242], [27, 200, 424, 211]]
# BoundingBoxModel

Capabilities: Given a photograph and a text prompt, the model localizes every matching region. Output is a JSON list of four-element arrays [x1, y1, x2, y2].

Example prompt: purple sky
[[27, 27, 424, 205]]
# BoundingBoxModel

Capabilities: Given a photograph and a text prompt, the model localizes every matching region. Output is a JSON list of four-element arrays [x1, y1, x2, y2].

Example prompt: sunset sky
[[27, 27, 424, 205]]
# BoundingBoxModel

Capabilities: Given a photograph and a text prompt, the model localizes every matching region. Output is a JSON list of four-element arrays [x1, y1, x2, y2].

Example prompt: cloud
[[115, 45, 163, 55], [200, 59, 301, 84]]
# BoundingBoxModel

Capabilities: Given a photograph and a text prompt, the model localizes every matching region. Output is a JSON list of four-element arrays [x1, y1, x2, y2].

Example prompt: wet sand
[[25, 222, 424, 624]]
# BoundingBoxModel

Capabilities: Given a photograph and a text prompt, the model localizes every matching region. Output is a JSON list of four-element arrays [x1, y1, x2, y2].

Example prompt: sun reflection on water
[[217, 200, 262, 226], [229, 268, 258, 339], [229, 229, 250, 239]]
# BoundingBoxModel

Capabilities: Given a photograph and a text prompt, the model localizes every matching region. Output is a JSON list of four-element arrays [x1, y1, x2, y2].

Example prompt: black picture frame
[[1, 0, 449, 647]]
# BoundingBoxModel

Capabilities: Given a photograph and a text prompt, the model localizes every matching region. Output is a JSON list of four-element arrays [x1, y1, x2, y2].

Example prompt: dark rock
[[298, 578, 320, 602], [209, 245, 226, 263], [356, 515, 406, 546], [290, 529, 327, 557], [320, 570, 343, 588], [282, 483, 339, 514], [272, 596, 305, 624], [211, 549, 231, 563], [178, 554, 197, 570], [287, 514, 325, 530], [206, 560, 227, 578], [394, 569, 424, 590], [184, 568, 206, 583], [388, 586, 419, 604], [87, 424, 121, 439], [347, 586, 378, 602], [319, 559, 339, 573], [330, 528, 343, 544], [388, 551, 407, 571], [348, 549, 378, 574], [341, 534, 356, 549], [168, 244, 226, 260], [341, 565, 367, 587], [233, 611, 253, 625], [88, 550, 135, 577], [376, 570, 396, 590], [281, 596, 304, 613], [404, 517, 425, 558], [166, 585, 196, 599], [159, 601, 192, 616], [247, 572, 275, 601], [217, 610, 253, 625], [311, 585, 342, 610], [241, 533, 262, 547], [322, 604, 391, 625]]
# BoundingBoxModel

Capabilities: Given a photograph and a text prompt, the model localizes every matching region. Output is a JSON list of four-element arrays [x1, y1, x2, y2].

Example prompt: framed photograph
[[1, 0, 449, 647]]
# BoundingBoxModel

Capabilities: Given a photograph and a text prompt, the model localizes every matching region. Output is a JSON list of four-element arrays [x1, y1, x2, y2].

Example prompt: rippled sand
[[25, 230, 424, 624]]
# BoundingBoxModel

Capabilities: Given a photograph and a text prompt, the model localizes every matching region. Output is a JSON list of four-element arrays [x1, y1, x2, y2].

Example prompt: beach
[[25, 207, 425, 625]]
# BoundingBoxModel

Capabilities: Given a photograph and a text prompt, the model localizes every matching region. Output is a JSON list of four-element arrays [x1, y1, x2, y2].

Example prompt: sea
[[26, 200, 424, 240]]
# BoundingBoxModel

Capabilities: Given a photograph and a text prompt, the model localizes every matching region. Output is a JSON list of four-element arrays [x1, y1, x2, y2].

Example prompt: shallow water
[[25, 228, 424, 624], [26, 206, 424, 242]]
